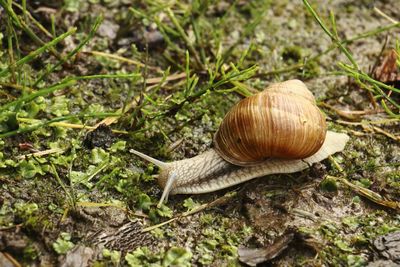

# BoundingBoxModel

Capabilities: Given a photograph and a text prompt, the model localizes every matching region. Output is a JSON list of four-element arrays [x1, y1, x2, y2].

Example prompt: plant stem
[[303, 0, 359, 69], [166, 8, 204, 69], [0, 0, 63, 59], [258, 22, 400, 77], [0, 28, 77, 77], [33, 16, 103, 87], [0, 80, 76, 112], [0, 112, 121, 138]]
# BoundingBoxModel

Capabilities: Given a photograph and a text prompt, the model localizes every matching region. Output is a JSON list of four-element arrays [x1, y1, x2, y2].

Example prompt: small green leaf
[[125, 247, 162, 267], [90, 148, 109, 164], [109, 140, 126, 152], [14, 202, 39, 217], [347, 254, 366, 267], [102, 248, 121, 265], [156, 204, 173, 218], [26, 97, 46, 118], [334, 239, 353, 252], [19, 160, 45, 179], [64, 0, 81, 13], [49, 96, 70, 116], [0, 111, 18, 133], [0, 152, 5, 168], [320, 177, 338, 192], [137, 194, 152, 211], [183, 197, 200, 212], [70, 169, 93, 188], [53, 232, 74, 255], [163, 247, 192, 267]]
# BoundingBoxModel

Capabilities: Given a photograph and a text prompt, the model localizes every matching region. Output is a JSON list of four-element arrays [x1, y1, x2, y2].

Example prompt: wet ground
[[0, 0, 399, 266]]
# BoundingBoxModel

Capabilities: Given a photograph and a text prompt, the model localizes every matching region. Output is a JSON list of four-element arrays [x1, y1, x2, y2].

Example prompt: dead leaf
[[60, 246, 94, 267], [373, 49, 400, 87], [238, 232, 294, 266]]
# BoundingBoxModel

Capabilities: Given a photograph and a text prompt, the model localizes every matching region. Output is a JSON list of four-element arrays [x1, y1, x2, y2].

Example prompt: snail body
[[130, 80, 349, 206]]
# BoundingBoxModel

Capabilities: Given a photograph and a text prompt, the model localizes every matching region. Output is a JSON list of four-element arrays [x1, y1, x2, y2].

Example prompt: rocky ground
[[0, 0, 399, 266]]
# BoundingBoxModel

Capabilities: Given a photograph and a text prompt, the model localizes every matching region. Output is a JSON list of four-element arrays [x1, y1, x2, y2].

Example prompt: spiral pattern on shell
[[213, 79, 327, 166]]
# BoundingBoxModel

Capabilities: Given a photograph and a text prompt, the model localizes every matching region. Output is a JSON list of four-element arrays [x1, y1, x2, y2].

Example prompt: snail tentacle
[[157, 172, 177, 207], [130, 149, 168, 169]]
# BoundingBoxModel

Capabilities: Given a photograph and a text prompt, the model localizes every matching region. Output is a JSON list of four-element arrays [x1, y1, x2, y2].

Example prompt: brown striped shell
[[213, 79, 327, 166]]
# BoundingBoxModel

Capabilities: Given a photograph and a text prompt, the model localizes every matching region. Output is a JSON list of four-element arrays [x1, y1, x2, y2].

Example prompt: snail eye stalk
[[130, 149, 168, 169]]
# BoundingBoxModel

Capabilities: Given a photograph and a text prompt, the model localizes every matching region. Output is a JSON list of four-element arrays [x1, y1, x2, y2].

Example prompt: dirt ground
[[0, 0, 399, 266]]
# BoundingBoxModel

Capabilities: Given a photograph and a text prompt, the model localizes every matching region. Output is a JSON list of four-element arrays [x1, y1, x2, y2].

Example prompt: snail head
[[130, 149, 177, 207]]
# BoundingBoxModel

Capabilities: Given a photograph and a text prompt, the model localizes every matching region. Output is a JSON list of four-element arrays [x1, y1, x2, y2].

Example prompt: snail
[[130, 80, 349, 206]]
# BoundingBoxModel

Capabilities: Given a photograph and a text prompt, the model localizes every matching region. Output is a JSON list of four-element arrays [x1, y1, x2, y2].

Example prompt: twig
[[291, 208, 320, 221], [370, 125, 399, 141], [322, 103, 384, 119], [328, 156, 344, 172], [2, 252, 22, 267], [329, 175, 400, 211], [146, 72, 186, 84], [141, 192, 237, 232], [0, 112, 120, 138], [17, 147, 65, 160], [374, 7, 398, 24], [0, 82, 35, 92], [335, 119, 399, 141], [335, 119, 399, 125], [0, 223, 23, 231]]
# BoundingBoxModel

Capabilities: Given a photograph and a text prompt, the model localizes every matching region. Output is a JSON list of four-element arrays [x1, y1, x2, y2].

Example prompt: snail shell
[[214, 80, 327, 166]]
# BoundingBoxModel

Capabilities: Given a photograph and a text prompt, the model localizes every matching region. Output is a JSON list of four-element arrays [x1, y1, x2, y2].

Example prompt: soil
[[0, 0, 399, 266]]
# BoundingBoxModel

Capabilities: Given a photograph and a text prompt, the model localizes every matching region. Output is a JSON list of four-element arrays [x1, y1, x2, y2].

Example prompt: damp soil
[[0, 0, 399, 266]]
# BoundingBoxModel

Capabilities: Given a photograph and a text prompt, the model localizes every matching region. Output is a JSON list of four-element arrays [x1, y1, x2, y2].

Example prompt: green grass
[[0, 0, 399, 266], [303, 0, 399, 118]]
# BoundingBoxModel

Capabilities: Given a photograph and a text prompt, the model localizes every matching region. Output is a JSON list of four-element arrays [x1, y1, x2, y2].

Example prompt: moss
[[23, 245, 39, 261], [314, 211, 400, 266], [320, 176, 338, 192], [282, 46, 303, 63], [0, 0, 399, 265]]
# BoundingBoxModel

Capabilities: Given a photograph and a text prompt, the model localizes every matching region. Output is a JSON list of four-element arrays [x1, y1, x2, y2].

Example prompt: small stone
[[98, 20, 120, 40], [60, 245, 94, 267], [373, 231, 400, 262]]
